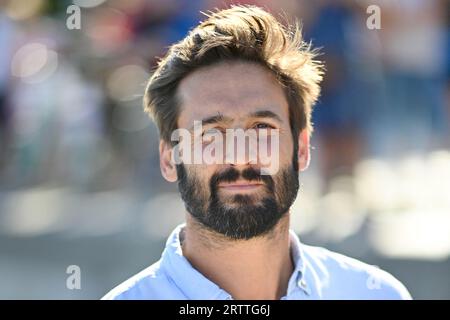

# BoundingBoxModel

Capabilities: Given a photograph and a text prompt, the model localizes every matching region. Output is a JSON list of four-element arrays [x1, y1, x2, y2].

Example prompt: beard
[[176, 160, 299, 240]]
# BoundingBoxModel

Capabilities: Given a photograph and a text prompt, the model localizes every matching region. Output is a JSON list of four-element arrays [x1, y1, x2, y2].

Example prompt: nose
[[223, 128, 258, 167]]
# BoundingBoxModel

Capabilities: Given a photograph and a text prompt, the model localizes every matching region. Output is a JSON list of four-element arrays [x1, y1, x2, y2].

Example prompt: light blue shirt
[[102, 224, 412, 300]]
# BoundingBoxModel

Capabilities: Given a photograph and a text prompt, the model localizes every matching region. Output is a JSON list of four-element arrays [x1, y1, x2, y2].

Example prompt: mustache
[[210, 167, 273, 189]]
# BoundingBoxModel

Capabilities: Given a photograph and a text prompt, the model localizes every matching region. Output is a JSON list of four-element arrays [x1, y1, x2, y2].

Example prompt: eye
[[203, 127, 224, 136], [254, 123, 274, 129], [202, 128, 225, 143]]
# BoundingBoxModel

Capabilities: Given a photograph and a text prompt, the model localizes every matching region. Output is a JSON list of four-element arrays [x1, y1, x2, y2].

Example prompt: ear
[[298, 129, 310, 171], [159, 140, 178, 182]]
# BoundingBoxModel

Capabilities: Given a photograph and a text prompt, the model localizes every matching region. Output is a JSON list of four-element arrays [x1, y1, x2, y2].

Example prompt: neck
[[181, 213, 294, 300]]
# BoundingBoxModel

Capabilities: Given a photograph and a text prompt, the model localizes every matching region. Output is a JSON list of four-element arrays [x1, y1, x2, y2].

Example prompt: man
[[103, 5, 411, 300]]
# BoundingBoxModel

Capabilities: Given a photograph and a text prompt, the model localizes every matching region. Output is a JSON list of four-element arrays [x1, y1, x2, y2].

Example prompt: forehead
[[177, 61, 289, 127]]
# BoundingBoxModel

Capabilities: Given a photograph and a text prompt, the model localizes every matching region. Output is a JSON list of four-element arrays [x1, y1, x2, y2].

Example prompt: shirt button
[[297, 279, 310, 295]]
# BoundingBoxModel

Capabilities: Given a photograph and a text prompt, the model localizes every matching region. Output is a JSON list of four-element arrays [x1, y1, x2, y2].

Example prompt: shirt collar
[[287, 228, 310, 296], [161, 223, 309, 299]]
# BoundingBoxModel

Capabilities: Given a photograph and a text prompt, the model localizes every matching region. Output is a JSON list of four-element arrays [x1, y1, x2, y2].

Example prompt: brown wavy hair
[[144, 5, 324, 143]]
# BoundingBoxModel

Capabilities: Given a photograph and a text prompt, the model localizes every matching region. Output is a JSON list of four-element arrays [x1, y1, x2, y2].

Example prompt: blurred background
[[0, 0, 449, 299]]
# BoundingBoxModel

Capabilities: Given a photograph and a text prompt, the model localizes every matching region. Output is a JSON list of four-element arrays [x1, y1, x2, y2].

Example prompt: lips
[[218, 180, 264, 191]]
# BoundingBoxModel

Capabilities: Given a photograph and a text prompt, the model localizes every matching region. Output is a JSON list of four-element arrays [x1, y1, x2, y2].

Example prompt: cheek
[[269, 133, 294, 169], [186, 164, 215, 189], [284, 132, 296, 163]]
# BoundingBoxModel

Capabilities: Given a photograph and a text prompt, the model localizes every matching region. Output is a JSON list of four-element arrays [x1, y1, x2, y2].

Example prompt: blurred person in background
[[368, 0, 448, 155]]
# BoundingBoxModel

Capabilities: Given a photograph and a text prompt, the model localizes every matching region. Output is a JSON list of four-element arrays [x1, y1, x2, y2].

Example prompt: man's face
[[164, 61, 306, 239]]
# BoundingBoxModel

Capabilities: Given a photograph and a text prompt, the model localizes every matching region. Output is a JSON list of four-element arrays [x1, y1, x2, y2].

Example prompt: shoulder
[[101, 260, 184, 300], [301, 245, 412, 299]]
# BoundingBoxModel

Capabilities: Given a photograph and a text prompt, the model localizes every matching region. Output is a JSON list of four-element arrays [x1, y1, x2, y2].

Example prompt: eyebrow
[[249, 110, 283, 123], [189, 112, 232, 130], [202, 112, 233, 126]]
